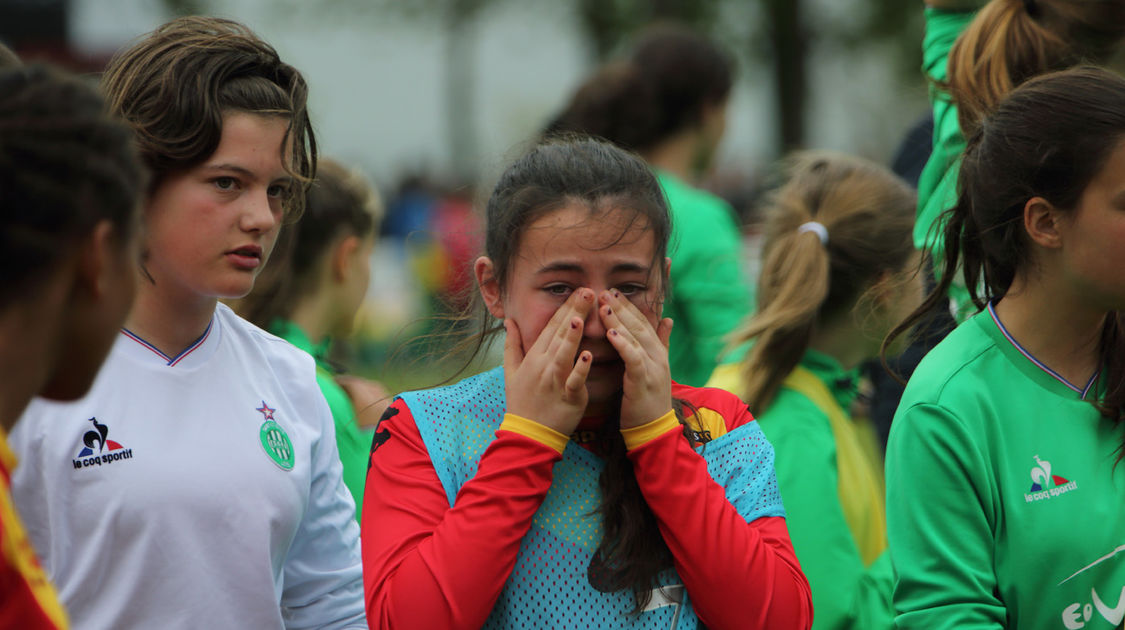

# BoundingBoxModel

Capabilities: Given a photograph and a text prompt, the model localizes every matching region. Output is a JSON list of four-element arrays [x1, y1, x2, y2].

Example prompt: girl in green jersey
[[886, 67, 1125, 629], [707, 151, 921, 630]]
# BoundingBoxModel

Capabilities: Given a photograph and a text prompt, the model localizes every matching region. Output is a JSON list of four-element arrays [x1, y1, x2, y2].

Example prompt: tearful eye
[[617, 284, 646, 297], [213, 177, 237, 191], [267, 183, 288, 199], [544, 285, 573, 298]]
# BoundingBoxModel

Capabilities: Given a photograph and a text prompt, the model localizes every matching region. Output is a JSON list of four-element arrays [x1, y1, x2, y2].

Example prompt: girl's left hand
[[599, 289, 674, 429]]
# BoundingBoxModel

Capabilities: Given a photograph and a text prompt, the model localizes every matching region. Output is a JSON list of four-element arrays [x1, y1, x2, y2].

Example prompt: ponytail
[[732, 152, 915, 411], [946, 0, 1125, 136]]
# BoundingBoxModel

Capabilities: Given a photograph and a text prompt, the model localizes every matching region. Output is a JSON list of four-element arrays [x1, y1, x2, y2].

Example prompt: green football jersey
[[887, 306, 1125, 629]]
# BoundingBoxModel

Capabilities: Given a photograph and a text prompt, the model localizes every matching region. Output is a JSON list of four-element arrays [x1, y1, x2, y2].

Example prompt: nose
[[241, 189, 279, 234], [582, 288, 607, 340]]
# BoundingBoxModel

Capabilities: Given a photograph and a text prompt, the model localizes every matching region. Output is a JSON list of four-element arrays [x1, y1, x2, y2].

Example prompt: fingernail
[[611, 289, 620, 298], [609, 329, 619, 337], [570, 320, 578, 329], [581, 353, 590, 362], [604, 307, 612, 315]]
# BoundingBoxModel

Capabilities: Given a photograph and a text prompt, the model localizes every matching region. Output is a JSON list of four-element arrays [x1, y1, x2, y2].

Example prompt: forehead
[[516, 203, 656, 264]]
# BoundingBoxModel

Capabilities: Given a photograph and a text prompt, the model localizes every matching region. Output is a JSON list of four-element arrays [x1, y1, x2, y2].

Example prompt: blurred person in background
[[708, 151, 920, 630], [238, 158, 388, 521], [0, 62, 144, 630], [547, 23, 751, 387]]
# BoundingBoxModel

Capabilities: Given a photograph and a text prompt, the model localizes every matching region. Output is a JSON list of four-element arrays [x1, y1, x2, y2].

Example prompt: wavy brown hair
[[731, 151, 916, 412], [100, 16, 316, 216], [888, 67, 1125, 427], [946, 0, 1125, 136]]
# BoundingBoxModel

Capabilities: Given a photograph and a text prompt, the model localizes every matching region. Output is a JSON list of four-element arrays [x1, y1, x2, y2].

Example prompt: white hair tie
[[797, 221, 828, 245]]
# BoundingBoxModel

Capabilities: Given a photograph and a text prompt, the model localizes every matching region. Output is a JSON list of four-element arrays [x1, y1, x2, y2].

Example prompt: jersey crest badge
[[1024, 454, 1078, 503], [257, 401, 294, 471], [72, 417, 134, 469]]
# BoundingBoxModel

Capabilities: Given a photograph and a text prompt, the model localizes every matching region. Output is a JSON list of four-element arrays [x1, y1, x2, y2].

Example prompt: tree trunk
[[765, 0, 807, 154]]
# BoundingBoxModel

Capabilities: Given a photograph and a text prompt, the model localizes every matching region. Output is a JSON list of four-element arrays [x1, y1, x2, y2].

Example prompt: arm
[[768, 415, 894, 629], [280, 393, 367, 630], [624, 412, 813, 630], [885, 403, 1004, 629], [361, 400, 564, 630]]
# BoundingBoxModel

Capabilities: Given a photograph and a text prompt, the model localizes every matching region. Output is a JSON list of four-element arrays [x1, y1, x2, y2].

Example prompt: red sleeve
[[628, 410, 814, 630], [360, 400, 562, 629]]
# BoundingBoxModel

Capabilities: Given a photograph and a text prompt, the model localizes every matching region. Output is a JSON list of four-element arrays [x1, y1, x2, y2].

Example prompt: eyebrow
[[535, 261, 651, 275], [203, 164, 293, 183]]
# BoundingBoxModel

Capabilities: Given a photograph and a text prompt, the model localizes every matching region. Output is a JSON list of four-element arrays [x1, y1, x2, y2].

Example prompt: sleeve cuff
[[621, 409, 679, 451], [499, 413, 569, 455]]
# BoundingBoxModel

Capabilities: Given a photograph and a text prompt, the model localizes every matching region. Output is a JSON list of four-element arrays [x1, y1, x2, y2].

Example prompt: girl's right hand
[[503, 288, 595, 436]]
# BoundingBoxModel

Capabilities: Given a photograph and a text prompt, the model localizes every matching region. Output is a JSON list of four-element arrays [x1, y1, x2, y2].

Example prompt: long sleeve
[[280, 392, 367, 630], [361, 400, 562, 629], [625, 411, 813, 630], [768, 413, 893, 630], [885, 402, 1004, 629]]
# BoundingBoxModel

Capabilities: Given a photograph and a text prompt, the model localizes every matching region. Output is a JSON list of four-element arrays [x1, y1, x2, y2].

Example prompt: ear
[[74, 220, 119, 300], [331, 235, 362, 283], [474, 256, 505, 319], [1023, 196, 1064, 250]]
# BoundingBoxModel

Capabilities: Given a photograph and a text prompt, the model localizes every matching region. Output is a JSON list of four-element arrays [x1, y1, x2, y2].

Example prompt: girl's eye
[[267, 183, 288, 199], [617, 284, 646, 297], [544, 285, 573, 298], [213, 177, 237, 191]]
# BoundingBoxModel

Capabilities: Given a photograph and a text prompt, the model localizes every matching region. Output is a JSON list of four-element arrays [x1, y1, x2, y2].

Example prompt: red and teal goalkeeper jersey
[[361, 372, 812, 629]]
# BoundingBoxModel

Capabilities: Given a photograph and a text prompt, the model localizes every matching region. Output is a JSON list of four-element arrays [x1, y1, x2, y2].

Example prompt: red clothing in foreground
[[0, 433, 66, 630], [361, 383, 812, 629]]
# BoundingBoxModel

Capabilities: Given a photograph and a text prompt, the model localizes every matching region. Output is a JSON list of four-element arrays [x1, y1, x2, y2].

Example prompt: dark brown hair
[[546, 23, 732, 154], [0, 65, 144, 309], [100, 16, 316, 215], [889, 66, 1125, 425], [239, 159, 382, 328], [732, 151, 916, 411], [946, 0, 1125, 136]]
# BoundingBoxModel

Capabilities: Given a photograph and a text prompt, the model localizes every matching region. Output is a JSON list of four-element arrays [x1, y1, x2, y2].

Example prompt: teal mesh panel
[[403, 366, 786, 628]]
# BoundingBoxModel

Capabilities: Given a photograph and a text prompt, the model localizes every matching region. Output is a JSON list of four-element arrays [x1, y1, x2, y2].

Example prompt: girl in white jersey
[[885, 67, 1125, 628], [9, 17, 366, 630]]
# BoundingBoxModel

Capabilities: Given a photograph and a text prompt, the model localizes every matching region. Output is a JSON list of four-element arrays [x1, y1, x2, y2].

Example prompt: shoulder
[[900, 313, 996, 409], [673, 382, 754, 434], [216, 304, 315, 373], [757, 388, 832, 443], [658, 173, 735, 220]]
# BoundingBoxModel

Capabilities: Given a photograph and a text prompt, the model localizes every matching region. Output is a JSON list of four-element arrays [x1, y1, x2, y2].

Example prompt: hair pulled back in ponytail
[[946, 0, 1125, 135], [733, 151, 915, 412], [890, 66, 1125, 426], [546, 23, 732, 153]]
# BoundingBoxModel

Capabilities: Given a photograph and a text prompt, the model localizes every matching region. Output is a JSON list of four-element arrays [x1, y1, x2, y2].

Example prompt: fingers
[[529, 288, 595, 356], [564, 350, 592, 400], [657, 317, 674, 349], [503, 318, 524, 371]]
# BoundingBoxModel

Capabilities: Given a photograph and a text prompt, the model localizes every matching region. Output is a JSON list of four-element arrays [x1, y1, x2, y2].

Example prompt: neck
[[125, 278, 216, 358], [643, 131, 701, 183], [993, 271, 1105, 388], [288, 293, 334, 346], [808, 313, 874, 372], [0, 290, 68, 430]]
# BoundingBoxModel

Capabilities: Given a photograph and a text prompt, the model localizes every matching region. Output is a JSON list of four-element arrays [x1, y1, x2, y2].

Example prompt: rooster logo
[[77, 418, 124, 457], [1030, 454, 1069, 492]]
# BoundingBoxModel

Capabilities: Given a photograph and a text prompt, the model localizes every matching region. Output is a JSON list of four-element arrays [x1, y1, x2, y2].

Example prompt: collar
[[982, 302, 1099, 400], [269, 319, 333, 369], [798, 348, 861, 412], [119, 308, 221, 369]]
